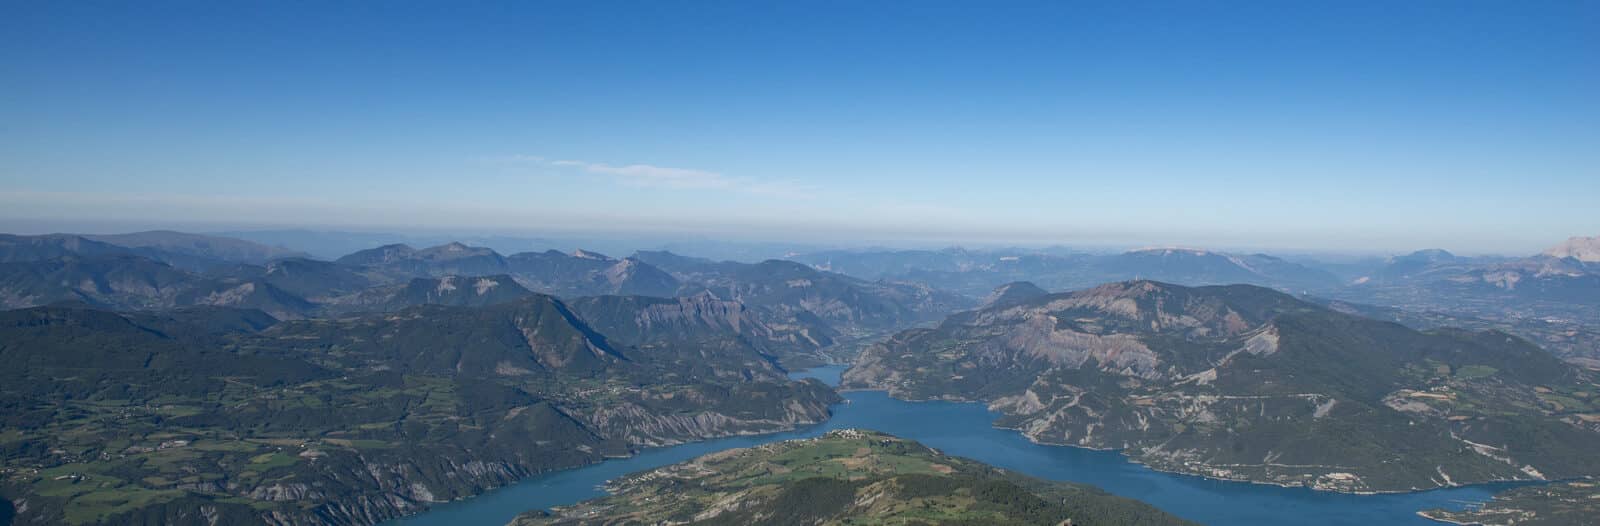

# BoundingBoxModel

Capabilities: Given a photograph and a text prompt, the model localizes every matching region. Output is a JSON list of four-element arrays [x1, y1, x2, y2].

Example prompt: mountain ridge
[[843, 280, 1600, 493], [1543, 235, 1600, 263]]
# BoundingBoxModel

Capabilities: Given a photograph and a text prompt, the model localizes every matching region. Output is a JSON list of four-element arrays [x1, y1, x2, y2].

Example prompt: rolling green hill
[[510, 429, 1195, 526]]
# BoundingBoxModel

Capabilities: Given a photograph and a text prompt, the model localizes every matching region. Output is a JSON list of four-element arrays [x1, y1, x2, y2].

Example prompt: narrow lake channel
[[390, 365, 1510, 525]]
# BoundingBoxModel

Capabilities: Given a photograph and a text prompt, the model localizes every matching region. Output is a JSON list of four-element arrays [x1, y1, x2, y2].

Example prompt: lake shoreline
[[392, 366, 1520, 526], [841, 376, 1551, 497]]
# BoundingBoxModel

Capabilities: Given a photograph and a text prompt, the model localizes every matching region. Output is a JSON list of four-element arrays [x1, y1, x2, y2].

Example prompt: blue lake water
[[390, 365, 1506, 525]]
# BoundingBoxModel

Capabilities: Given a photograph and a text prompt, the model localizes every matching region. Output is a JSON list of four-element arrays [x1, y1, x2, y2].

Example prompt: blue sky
[[2, 1, 1596, 254]]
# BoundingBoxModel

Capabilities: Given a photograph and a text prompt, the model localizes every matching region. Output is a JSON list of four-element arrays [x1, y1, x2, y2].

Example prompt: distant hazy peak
[[383, 242, 504, 266], [571, 248, 612, 260], [1077, 279, 1174, 299], [84, 230, 308, 260], [755, 258, 812, 270], [1395, 248, 1457, 261], [334, 243, 416, 264], [1544, 235, 1600, 263], [981, 281, 1048, 309], [1124, 247, 1214, 256], [630, 249, 719, 265], [419, 241, 491, 253]]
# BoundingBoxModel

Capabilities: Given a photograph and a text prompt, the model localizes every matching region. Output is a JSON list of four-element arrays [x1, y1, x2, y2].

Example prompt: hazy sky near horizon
[[3, 1, 1597, 254]]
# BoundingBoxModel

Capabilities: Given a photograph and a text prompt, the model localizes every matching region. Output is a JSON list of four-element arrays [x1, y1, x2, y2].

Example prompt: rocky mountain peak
[[1543, 235, 1600, 263], [1391, 248, 1456, 263], [595, 257, 679, 297], [572, 249, 612, 261], [980, 281, 1048, 309], [1002, 281, 1300, 339]]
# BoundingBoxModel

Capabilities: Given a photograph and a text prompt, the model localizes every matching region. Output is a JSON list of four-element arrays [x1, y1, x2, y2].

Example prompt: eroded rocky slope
[[843, 281, 1600, 492]]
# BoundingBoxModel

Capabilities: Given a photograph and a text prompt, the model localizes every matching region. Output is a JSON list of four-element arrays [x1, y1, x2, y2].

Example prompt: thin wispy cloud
[[550, 160, 728, 189], [486, 155, 814, 198]]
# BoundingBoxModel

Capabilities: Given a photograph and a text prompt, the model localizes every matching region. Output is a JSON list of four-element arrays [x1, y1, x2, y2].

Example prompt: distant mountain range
[[215, 229, 828, 262], [1308, 296, 1600, 371], [843, 280, 1600, 492], [6, 230, 1598, 368], [1323, 247, 1600, 353], [1, 231, 308, 271], [0, 233, 975, 367], [791, 246, 1348, 295], [790, 239, 1600, 364]]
